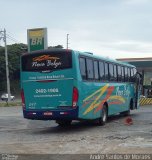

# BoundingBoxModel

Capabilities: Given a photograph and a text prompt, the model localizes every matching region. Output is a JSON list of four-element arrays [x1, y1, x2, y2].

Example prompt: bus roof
[[21, 48, 71, 57], [21, 48, 135, 68], [74, 50, 135, 68]]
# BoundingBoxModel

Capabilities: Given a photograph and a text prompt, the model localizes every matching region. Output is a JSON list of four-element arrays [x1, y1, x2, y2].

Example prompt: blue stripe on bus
[[23, 107, 78, 120]]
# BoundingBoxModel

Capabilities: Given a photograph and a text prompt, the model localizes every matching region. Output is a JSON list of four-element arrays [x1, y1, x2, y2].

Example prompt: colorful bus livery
[[20, 49, 141, 126]]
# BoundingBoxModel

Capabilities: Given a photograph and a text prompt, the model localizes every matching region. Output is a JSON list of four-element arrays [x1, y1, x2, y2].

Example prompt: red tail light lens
[[72, 87, 79, 108], [21, 89, 25, 109]]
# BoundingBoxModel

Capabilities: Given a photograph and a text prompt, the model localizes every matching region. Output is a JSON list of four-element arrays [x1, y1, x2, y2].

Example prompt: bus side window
[[131, 68, 134, 82], [128, 68, 131, 82], [105, 62, 109, 81], [121, 66, 125, 82], [117, 66, 122, 82], [86, 58, 94, 80], [125, 67, 128, 82], [99, 61, 105, 80], [94, 60, 99, 81], [114, 65, 117, 81], [109, 63, 114, 81], [80, 57, 87, 80], [133, 68, 137, 82]]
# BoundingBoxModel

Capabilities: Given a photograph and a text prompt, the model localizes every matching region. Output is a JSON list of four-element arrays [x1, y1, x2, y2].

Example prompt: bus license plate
[[44, 112, 53, 116]]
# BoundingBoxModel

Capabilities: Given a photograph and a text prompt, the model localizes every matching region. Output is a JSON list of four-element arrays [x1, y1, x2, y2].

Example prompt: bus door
[[135, 72, 142, 109]]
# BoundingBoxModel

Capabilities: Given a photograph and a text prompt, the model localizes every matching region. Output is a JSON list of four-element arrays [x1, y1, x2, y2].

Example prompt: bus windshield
[[21, 51, 72, 72]]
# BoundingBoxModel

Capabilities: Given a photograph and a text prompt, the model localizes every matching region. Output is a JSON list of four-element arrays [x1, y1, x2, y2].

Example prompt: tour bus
[[20, 49, 141, 126]]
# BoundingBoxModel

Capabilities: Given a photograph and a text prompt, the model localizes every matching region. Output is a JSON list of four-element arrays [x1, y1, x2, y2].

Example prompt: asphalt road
[[0, 106, 151, 156]]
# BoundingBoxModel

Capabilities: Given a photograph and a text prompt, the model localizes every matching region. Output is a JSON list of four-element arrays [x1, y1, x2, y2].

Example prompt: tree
[[0, 43, 27, 92], [48, 45, 63, 49]]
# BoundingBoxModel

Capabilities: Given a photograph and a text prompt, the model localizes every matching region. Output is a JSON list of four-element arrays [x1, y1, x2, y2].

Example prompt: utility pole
[[0, 29, 11, 102], [66, 34, 69, 49]]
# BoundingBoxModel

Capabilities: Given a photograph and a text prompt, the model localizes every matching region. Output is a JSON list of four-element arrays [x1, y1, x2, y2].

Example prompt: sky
[[0, 0, 152, 59]]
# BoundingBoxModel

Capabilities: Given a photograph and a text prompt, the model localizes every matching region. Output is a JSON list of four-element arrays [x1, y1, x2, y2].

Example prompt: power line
[[0, 29, 23, 44], [0, 33, 21, 44], [7, 31, 21, 43], [6, 34, 20, 43]]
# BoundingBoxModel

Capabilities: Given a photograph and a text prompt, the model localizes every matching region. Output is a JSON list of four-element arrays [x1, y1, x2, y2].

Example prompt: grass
[[0, 101, 22, 107]]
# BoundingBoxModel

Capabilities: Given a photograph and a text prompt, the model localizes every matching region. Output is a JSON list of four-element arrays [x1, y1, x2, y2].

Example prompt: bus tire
[[97, 104, 108, 126], [56, 120, 72, 127]]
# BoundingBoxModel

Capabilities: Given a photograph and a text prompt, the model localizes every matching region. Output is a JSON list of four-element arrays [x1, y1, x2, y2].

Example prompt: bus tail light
[[21, 89, 25, 109], [72, 87, 79, 108]]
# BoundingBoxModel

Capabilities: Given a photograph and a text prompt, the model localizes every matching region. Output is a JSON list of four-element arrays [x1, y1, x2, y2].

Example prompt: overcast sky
[[1, 0, 152, 59]]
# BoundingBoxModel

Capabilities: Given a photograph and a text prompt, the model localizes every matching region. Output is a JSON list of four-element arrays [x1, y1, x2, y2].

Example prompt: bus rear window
[[21, 51, 72, 71]]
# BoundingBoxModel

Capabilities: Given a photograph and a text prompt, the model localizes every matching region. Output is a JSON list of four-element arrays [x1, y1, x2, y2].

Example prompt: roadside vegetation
[[0, 101, 22, 107]]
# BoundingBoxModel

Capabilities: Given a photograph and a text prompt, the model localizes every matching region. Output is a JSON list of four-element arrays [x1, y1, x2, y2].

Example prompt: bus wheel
[[98, 105, 108, 126], [56, 120, 72, 127]]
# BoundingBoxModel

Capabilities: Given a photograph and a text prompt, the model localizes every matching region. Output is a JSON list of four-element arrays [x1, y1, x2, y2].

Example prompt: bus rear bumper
[[23, 108, 78, 120]]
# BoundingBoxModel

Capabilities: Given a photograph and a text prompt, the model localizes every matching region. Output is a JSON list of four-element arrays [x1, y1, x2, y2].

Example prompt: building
[[117, 57, 152, 98]]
